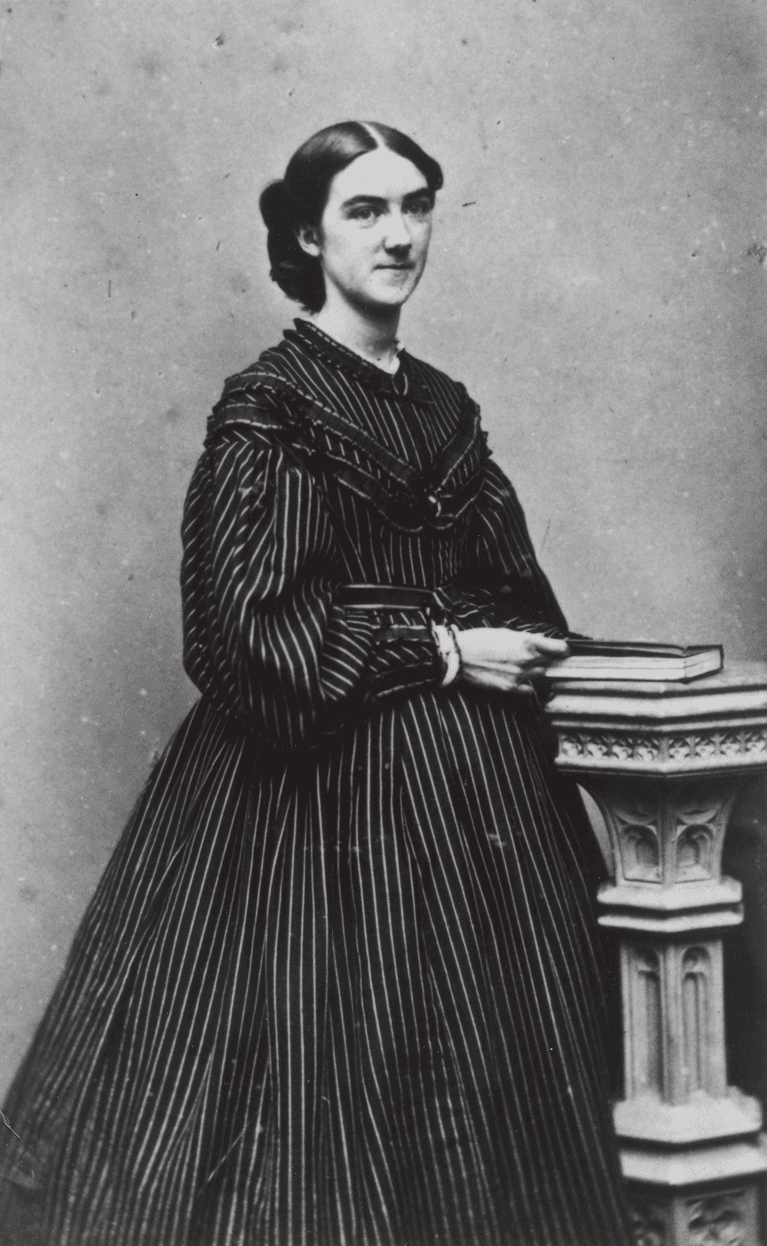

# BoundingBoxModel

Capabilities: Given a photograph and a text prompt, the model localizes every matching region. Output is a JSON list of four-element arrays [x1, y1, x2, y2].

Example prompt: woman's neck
[[311, 301, 401, 371]]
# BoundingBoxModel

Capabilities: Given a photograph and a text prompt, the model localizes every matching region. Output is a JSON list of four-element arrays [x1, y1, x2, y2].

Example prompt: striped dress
[[0, 320, 631, 1246]]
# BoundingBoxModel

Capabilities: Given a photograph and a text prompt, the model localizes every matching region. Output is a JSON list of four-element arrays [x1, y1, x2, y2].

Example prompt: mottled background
[[1, 0, 766, 1096]]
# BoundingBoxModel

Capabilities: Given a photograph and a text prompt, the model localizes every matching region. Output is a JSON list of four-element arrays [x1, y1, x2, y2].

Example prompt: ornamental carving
[[686, 1190, 748, 1246], [742, 729, 767, 755], [628, 1191, 751, 1246], [602, 795, 663, 884], [634, 739, 659, 763], [559, 735, 584, 757], [558, 733, 663, 763], [668, 736, 693, 760], [675, 824, 714, 881], [622, 824, 661, 881], [611, 737, 635, 761], [629, 1198, 666, 1246], [720, 732, 744, 758], [682, 947, 710, 1095], [556, 727, 767, 768], [634, 948, 663, 1095], [585, 734, 611, 758], [593, 780, 736, 889]]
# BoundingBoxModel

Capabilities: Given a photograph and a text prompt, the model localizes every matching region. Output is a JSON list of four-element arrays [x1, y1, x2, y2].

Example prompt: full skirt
[[0, 690, 631, 1246]]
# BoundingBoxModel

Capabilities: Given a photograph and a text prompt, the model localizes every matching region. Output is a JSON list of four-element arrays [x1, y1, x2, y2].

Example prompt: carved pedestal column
[[546, 663, 767, 1246]]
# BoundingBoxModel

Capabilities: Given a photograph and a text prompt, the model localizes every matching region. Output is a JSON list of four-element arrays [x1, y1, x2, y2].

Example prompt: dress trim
[[207, 345, 489, 534]]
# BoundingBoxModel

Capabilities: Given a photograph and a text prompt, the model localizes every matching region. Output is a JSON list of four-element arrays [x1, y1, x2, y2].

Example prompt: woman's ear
[[296, 223, 321, 258]]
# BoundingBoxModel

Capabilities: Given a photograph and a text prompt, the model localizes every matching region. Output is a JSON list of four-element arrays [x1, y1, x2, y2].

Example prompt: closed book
[[546, 639, 724, 682]]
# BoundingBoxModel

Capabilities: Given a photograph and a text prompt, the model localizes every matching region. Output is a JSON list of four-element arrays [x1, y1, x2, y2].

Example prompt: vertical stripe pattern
[[0, 321, 631, 1246]]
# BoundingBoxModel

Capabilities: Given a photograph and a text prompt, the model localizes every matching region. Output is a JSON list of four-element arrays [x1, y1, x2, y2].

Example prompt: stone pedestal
[[546, 662, 767, 1246]]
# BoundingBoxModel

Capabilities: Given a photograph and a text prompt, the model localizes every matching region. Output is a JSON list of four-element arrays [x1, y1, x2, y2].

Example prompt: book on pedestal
[[546, 639, 724, 682]]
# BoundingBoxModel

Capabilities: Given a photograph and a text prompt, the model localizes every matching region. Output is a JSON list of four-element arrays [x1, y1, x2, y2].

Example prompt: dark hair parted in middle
[[259, 121, 444, 313]]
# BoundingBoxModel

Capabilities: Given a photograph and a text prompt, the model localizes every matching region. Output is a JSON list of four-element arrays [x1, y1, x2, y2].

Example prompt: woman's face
[[298, 147, 433, 314]]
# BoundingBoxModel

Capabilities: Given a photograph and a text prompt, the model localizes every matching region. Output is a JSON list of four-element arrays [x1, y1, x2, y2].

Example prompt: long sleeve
[[181, 425, 443, 748], [452, 458, 569, 637]]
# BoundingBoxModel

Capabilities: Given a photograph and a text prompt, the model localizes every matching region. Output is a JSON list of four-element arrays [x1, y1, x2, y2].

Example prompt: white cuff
[[432, 623, 461, 687]]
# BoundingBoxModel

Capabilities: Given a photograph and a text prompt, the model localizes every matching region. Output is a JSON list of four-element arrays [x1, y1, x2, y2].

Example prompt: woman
[[0, 121, 631, 1246]]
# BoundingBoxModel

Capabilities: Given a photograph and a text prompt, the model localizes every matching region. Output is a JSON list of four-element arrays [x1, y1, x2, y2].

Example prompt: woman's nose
[[383, 210, 412, 250]]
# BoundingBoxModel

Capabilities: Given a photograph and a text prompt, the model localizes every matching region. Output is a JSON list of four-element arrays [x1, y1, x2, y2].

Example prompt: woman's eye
[[405, 199, 432, 218], [349, 206, 379, 222]]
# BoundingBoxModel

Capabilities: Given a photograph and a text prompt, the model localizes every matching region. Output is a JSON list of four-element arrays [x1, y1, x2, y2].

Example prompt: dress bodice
[[181, 321, 567, 746]]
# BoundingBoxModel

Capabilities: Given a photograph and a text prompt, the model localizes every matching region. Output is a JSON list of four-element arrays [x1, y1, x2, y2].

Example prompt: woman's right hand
[[454, 628, 569, 696]]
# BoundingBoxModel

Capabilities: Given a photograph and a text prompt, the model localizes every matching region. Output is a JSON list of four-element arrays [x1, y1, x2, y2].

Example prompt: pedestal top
[[545, 661, 767, 777], [546, 661, 767, 723]]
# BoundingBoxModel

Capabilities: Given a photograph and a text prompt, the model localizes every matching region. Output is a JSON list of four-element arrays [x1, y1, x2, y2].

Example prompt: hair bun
[[259, 180, 292, 232]]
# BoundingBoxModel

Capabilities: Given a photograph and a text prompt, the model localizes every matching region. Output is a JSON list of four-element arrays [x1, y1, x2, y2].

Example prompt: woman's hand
[[454, 628, 569, 696]]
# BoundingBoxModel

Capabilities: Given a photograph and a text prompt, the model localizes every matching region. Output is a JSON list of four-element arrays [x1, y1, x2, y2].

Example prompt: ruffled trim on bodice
[[205, 323, 490, 535]]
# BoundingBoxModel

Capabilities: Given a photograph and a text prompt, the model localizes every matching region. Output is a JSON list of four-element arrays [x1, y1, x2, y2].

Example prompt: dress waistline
[[337, 584, 439, 612]]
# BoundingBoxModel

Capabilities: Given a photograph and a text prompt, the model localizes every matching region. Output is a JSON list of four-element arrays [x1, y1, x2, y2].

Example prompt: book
[[546, 639, 724, 682]]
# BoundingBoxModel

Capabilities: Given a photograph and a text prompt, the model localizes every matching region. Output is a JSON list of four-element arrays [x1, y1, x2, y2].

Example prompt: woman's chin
[[366, 277, 420, 309], [353, 290, 413, 315]]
